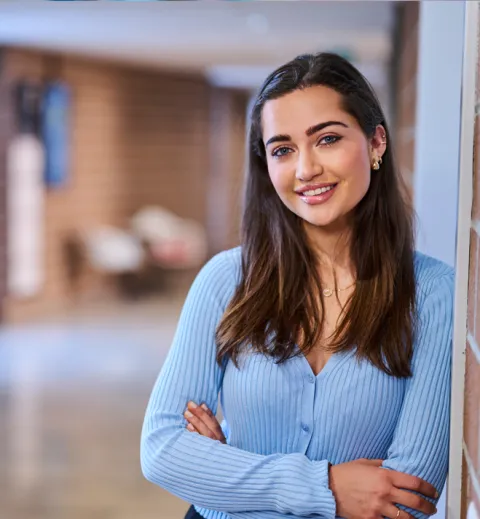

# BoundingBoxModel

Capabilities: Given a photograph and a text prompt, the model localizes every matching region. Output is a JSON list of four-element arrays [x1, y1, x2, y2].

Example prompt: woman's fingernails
[[184, 410, 193, 419], [188, 401, 197, 409], [187, 424, 195, 432], [201, 403, 208, 411], [435, 491, 439, 499]]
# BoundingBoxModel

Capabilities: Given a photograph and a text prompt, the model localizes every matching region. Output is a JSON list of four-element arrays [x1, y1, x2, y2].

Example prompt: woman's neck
[[303, 220, 355, 286]]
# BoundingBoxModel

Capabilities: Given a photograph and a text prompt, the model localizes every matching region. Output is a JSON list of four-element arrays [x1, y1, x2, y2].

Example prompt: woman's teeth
[[302, 185, 336, 196]]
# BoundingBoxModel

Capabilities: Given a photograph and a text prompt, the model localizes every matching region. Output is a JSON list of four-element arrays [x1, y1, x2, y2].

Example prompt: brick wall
[[0, 48, 248, 322], [461, 51, 480, 518], [208, 87, 248, 254], [394, 1, 419, 192]]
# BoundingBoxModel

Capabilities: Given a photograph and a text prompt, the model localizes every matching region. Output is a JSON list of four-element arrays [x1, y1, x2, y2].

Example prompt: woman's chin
[[300, 210, 350, 232]]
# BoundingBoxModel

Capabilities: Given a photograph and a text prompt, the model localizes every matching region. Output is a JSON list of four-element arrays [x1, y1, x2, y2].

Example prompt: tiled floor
[[0, 294, 191, 519]]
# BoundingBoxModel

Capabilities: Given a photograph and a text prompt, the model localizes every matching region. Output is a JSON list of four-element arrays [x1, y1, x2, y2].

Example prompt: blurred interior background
[[0, 2, 475, 519]]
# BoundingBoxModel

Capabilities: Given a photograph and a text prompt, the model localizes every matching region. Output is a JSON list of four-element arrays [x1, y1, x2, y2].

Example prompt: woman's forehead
[[261, 87, 353, 138]]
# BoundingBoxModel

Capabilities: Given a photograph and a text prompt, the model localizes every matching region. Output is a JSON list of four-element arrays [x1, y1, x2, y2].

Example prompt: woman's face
[[261, 85, 386, 232]]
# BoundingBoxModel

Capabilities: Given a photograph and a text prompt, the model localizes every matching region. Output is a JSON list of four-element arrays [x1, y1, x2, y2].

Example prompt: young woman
[[141, 53, 453, 519]]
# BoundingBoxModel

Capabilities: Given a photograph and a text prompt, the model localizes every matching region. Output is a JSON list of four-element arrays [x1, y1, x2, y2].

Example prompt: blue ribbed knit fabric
[[141, 247, 454, 519]]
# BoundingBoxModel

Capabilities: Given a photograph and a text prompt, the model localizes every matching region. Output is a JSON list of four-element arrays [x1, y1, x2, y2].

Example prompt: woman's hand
[[329, 458, 438, 519], [183, 401, 226, 443]]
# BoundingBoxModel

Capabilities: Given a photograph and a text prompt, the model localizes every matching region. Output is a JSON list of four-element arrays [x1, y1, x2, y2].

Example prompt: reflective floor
[[0, 294, 190, 519], [0, 291, 449, 519]]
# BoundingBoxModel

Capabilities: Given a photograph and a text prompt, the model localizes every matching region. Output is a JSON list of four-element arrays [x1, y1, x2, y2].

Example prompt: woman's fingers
[[196, 403, 226, 440], [184, 407, 214, 439], [184, 401, 226, 443], [357, 458, 384, 467], [391, 488, 437, 516], [384, 505, 414, 519], [391, 471, 438, 500]]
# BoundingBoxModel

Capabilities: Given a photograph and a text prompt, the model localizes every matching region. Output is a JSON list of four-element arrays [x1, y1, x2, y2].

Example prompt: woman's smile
[[295, 182, 339, 205]]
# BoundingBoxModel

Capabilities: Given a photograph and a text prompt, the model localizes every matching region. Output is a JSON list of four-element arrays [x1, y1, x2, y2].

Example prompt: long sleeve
[[381, 271, 454, 518], [140, 250, 336, 518]]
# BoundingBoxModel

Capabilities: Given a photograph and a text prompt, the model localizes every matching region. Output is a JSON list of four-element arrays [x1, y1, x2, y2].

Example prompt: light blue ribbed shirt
[[141, 247, 454, 519]]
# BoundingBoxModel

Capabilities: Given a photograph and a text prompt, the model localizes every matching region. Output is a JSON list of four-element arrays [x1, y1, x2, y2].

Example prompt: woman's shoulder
[[413, 251, 455, 306], [191, 247, 242, 306], [201, 246, 242, 281]]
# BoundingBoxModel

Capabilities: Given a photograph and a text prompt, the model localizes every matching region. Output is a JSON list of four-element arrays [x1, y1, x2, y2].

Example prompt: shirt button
[[301, 423, 310, 433], [307, 374, 315, 384]]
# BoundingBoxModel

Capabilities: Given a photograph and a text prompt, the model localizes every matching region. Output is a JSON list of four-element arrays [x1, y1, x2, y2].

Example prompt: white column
[[413, 3, 466, 519], [413, 0, 465, 269]]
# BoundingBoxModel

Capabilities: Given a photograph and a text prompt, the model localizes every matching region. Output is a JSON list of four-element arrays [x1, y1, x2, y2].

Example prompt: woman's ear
[[370, 124, 387, 162]]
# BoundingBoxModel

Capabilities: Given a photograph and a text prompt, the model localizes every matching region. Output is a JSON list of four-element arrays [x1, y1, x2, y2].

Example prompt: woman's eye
[[272, 146, 292, 158], [319, 135, 341, 146]]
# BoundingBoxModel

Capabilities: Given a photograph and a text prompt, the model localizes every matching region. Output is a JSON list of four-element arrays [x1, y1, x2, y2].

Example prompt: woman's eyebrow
[[305, 120, 348, 137], [265, 121, 348, 147]]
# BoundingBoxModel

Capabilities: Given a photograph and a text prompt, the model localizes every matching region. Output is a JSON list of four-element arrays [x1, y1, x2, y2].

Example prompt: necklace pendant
[[323, 288, 333, 297]]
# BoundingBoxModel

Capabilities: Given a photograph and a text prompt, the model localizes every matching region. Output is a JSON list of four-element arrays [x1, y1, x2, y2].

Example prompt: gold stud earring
[[372, 156, 383, 170]]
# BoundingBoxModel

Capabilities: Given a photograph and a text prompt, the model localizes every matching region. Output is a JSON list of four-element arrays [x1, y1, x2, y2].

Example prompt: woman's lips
[[297, 183, 338, 205]]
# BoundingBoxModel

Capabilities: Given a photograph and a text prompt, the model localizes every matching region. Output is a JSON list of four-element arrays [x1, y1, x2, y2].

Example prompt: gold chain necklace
[[322, 281, 357, 298]]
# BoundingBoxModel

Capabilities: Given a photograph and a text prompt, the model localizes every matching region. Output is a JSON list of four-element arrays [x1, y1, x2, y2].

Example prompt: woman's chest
[[220, 349, 406, 461]]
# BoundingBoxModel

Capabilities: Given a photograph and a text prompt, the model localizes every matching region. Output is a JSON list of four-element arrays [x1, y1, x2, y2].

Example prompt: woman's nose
[[295, 152, 323, 181]]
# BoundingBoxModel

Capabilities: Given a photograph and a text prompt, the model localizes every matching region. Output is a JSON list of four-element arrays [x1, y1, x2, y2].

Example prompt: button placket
[[298, 371, 315, 452]]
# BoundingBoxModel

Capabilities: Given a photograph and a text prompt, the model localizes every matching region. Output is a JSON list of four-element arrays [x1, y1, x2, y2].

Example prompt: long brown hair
[[216, 53, 416, 378]]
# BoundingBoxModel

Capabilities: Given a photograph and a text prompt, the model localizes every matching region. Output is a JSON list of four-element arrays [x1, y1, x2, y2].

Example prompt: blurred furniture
[[67, 226, 149, 300], [130, 206, 207, 270], [63, 207, 208, 300]]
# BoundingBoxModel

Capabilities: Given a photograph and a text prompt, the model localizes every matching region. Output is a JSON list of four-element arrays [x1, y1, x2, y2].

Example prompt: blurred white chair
[[130, 206, 207, 269], [82, 226, 145, 274]]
